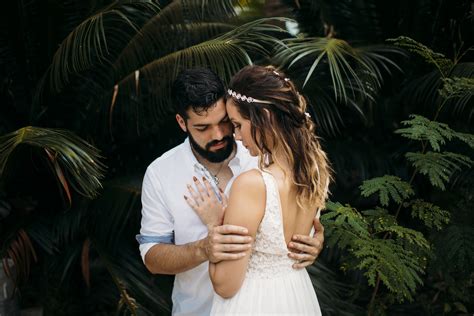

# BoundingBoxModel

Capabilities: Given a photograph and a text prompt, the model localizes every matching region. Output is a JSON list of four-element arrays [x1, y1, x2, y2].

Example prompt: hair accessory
[[227, 89, 268, 103], [305, 112, 311, 118]]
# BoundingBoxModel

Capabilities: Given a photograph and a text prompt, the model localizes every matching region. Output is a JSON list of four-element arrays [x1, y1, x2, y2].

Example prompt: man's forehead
[[186, 100, 227, 125]]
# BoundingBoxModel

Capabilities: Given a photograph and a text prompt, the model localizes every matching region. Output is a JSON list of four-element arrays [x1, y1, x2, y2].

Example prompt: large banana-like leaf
[[0, 127, 106, 201]]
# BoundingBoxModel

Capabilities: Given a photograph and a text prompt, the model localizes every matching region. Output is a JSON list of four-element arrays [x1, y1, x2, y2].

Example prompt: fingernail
[[219, 187, 223, 193], [293, 235, 298, 240], [193, 176, 197, 181], [184, 195, 188, 200], [202, 177, 207, 181], [288, 242, 294, 247]]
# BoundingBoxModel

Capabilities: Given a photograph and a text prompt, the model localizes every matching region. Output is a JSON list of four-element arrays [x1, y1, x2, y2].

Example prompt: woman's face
[[226, 99, 259, 156]]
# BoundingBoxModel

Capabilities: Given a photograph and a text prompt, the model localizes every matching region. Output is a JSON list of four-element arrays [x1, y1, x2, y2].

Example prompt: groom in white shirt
[[137, 68, 325, 316]]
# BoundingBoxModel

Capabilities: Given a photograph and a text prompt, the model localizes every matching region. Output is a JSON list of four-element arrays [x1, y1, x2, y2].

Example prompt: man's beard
[[188, 133, 235, 163]]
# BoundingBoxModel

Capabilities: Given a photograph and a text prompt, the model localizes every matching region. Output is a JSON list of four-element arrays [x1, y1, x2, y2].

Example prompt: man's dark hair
[[172, 68, 225, 119]]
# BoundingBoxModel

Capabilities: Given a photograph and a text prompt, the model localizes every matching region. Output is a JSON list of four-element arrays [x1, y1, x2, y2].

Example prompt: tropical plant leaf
[[45, 0, 161, 93], [406, 151, 473, 190], [434, 224, 474, 272], [387, 36, 454, 77], [395, 115, 456, 152], [106, 18, 289, 129], [3, 229, 38, 284], [408, 199, 450, 230], [307, 261, 363, 315], [275, 37, 394, 101], [0, 126, 106, 199], [439, 77, 474, 99], [359, 175, 414, 206], [354, 238, 425, 301]]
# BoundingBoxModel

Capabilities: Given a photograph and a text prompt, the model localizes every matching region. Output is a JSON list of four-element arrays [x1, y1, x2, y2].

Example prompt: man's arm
[[144, 225, 251, 274]]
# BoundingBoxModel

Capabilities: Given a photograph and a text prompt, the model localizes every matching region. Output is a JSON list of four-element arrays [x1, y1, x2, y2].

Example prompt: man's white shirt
[[138, 138, 257, 316]]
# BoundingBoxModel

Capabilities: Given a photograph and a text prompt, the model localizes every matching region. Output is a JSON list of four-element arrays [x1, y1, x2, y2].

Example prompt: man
[[137, 68, 325, 316]]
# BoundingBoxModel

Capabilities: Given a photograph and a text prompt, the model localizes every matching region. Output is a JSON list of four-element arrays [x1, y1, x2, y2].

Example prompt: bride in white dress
[[187, 65, 331, 315]]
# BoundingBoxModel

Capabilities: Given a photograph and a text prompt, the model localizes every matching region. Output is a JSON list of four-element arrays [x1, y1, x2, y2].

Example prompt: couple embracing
[[137, 65, 331, 315]]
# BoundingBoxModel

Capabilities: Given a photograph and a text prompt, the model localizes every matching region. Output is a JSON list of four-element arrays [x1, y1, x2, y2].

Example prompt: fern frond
[[359, 175, 414, 206], [439, 77, 474, 99], [354, 238, 426, 301], [408, 199, 450, 230], [455, 132, 474, 149], [322, 201, 370, 248], [395, 115, 456, 151], [406, 152, 473, 190], [435, 225, 474, 272], [387, 36, 453, 77]]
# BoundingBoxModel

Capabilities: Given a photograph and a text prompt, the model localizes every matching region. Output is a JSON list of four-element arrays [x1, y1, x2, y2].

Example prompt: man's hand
[[203, 224, 253, 263], [287, 217, 324, 269], [185, 177, 227, 228]]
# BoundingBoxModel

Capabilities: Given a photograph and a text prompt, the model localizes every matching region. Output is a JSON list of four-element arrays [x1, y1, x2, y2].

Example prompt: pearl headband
[[227, 89, 269, 103]]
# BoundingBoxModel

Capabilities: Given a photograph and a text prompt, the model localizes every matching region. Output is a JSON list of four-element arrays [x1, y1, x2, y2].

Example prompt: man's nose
[[212, 125, 225, 140]]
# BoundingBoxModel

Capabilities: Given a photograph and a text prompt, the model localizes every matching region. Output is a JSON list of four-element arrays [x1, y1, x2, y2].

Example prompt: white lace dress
[[210, 170, 322, 315]]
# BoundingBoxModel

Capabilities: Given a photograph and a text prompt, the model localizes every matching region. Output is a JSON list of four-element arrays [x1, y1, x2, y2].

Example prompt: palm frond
[[3, 229, 37, 284], [0, 127, 106, 200], [39, 0, 160, 95], [106, 18, 289, 132], [112, 0, 243, 80], [275, 38, 401, 104], [88, 177, 142, 253]]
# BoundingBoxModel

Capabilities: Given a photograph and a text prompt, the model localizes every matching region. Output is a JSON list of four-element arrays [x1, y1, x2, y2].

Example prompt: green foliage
[[274, 37, 400, 100], [408, 199, 450, 230], [439, 77, 474, 99], [406, 151, 473, 190], [435, 224, 474, 273], [395, 115, 456, 152], [0, 126, 105, 199], [395, 115, 474, 152], [354, 238, 425, 301], [387, 36, 454, 77], [359, 175, 414, 206], [323, 201, 430, 302]]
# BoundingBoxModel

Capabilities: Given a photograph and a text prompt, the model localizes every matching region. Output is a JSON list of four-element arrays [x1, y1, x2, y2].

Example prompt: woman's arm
[[209, 170, 266, 298]]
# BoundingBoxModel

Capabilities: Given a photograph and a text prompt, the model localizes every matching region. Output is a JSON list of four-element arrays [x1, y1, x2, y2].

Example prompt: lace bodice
[[246, 170, 297, 279]]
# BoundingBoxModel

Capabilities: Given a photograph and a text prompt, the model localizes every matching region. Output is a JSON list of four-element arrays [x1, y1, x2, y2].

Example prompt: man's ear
[[176, 114, 187, 132]]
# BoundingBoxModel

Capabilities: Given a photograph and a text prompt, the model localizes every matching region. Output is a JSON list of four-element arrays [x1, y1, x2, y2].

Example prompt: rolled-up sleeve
[[137, 167, 174, 263]]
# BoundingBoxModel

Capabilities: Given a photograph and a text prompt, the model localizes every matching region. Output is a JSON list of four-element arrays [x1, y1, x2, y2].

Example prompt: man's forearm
[[144, 238, 208, 274]]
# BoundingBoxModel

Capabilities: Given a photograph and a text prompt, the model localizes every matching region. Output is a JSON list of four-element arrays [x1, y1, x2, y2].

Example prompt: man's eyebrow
[[193, 115, 229, 127]]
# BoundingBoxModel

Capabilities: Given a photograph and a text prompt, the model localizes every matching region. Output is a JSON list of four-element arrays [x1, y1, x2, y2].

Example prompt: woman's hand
[[184, 176, 228, 228]]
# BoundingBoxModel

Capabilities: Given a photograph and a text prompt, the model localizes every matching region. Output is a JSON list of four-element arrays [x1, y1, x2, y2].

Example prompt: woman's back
[[266, 165, 318, 245], [210, 167, 322, 315]]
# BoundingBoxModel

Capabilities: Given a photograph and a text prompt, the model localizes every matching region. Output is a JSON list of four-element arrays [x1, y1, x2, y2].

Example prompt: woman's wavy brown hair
[[228, 65, 331, 211]]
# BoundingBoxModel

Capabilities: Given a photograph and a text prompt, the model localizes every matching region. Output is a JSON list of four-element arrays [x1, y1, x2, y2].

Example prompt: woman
[[186, 65, 331, 315]]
